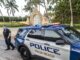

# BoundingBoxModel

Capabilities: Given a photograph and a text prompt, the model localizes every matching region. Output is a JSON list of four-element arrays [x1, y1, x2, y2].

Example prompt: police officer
[[3, 26, 15, 50]]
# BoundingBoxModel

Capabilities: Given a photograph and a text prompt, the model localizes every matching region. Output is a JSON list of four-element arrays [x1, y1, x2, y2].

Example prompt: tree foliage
[[48, 0, 80, 24], [23, 0, 44, 13], [5, 0, 19, 16]]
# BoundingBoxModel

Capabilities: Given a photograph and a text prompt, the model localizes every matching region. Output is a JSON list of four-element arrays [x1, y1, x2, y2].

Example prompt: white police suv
[[15, 25, 80, 60]]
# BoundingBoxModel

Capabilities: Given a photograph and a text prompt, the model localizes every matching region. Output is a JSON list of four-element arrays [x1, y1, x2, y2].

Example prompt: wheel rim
[[23, 50, 27, 57], [20, 47, 29, 58]]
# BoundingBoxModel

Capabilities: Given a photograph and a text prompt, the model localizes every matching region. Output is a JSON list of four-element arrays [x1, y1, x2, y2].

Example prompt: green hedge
[[0, 22, 80, 29], [0, 22, 27, 27], [74, 24, 80, 29], [63, 24, 80, 29], [0, 16, 27, 22]]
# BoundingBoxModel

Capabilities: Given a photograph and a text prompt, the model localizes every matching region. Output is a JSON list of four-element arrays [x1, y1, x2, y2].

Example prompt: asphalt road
[[0, 40, 22, 60], [0, 28, 21, 60]]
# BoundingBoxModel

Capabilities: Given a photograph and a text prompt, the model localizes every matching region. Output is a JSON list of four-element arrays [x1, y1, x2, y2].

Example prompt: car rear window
[[16, 29, 28, 38]]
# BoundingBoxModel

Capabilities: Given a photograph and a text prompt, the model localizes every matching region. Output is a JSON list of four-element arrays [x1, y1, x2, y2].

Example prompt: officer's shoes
[[12, 47, 15, 50], [5, 48, 10, 51]]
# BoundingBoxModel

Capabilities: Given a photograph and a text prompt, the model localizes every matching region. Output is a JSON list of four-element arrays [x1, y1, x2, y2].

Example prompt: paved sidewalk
[[0, 40, 22, 60], [0, 28, 22, 60]]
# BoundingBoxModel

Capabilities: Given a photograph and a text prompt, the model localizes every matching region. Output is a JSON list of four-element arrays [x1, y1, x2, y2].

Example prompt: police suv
[[15, 25, 80, 60]]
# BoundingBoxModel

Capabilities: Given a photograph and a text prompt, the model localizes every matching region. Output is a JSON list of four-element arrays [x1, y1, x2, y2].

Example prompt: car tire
[[20, 46, 31, 60], [17, 47, 20, 52]]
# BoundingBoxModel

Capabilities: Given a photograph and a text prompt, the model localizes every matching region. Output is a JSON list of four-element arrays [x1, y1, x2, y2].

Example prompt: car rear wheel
[[20, 47, 31, 60]]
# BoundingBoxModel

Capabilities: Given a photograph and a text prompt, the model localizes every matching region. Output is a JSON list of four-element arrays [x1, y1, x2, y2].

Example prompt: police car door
[[25, 29, 46, 57], [43, 30, 70, 60]]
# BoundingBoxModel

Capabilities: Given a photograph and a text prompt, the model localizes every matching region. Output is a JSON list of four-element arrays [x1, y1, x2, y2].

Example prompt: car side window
[[44, 30, 62, 42], [27, 29, 44, 40]]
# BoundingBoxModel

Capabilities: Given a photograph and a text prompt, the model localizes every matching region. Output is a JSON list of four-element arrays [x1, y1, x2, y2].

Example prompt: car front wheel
[[20, 47, 31, 60]]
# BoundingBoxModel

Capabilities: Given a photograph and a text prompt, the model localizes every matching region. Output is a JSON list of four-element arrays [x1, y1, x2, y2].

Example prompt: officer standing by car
[[3, 25, 15, 50]]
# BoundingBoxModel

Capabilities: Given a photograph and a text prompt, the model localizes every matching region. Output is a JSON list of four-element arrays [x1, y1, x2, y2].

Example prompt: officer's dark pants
[[5, 37, 15, 49]]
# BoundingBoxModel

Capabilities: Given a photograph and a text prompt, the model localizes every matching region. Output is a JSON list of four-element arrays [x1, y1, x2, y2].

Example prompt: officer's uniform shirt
[[3, 28, 11, 38]]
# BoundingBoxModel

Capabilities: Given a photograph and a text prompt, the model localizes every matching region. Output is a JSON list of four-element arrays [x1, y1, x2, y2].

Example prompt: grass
[[74, 24, 80, 29], [0, 22, 80, 29], [64, 24, 80, 29], [0, 22, 27, 27]]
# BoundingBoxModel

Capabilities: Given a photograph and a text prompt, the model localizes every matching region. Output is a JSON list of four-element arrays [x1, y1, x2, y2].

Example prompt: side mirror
[[56, 40, 65, 45]]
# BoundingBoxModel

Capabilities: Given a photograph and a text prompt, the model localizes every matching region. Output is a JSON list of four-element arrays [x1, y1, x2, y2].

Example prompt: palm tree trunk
[[10, 9, 15, 26], [69, 0, 73, 26], [44, 0, 47, 14], [38, 5, 40, 11], [21, 11, 24, 21], [28, 0, 32, 25], [21, 17, 23, 21], [12, 10, 15, 16], [0, 9, 5, 22], [12, 9, 15, 22], [43, 0, 50, 23], [7, 9, 11, 22], [29, 11, 31, 25]]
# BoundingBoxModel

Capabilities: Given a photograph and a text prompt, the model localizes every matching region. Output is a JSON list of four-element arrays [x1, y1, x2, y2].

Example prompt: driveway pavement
[[0, 40, 22, 60], [0, 28, 22, 60]]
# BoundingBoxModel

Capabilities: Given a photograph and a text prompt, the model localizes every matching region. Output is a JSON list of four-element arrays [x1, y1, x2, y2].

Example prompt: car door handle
[[44, 43, 50, 46], [26, 39, 30, 41]]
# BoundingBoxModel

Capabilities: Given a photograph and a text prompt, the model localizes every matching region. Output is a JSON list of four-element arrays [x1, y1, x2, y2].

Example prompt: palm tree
[[23, 0, 33, 24], [5, 0, 18, 22], [69, 0, 73, 26], [47, 0, 63, 23], [23, 0, 33, 15], [24, 0, 46, 25], [24, 0, 43, 12], [0, 0, 5, 22]]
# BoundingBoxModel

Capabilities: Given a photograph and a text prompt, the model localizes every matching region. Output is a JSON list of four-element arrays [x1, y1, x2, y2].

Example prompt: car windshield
[[59, 27, 80, 43]]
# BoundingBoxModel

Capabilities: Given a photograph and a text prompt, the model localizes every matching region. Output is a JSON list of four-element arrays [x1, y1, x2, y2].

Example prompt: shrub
[[74, 24, 80, 29], [0, 22, 27, 27]]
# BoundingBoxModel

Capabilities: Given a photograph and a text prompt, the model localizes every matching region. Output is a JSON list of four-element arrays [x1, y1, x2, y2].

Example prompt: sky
[[0, 0, 45, 17]]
